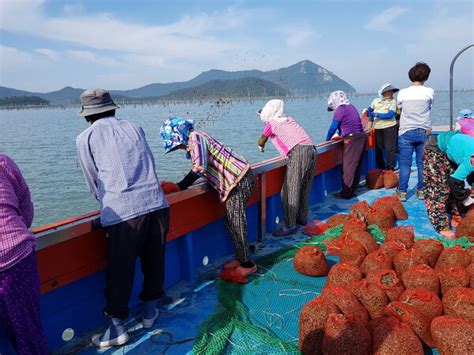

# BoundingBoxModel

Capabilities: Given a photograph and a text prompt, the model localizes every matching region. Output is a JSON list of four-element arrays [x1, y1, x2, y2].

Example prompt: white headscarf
[[327, 91, 350, 111], [259, 99, 288, 123]]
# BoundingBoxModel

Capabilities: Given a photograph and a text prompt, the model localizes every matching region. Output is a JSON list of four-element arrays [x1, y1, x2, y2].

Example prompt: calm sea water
[[1, 92, 472, 227]]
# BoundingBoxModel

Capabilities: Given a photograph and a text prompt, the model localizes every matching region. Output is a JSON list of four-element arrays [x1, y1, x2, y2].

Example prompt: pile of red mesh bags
[[322, 313, 372, 355], [347, 279, 389, 319], [299, 296, 338, 354], [442, 287, 474, 323], [412, 239, 444, 267], [383, 170, 399, 189], [326, 213, 349, 228], [327, 262, 363, 288], [466, 245, 474, 262], [431, 316, 474, 355], [467, 263, 474, 287], [366, 269, 405, 301], [366, 207, 395, 232], [349, 201, 371, 221], [455, 209, 474, 241], [401, 264, 440, 294], [371, 196, 408, 220], [322, 285, 369, 325], [385, 226, 415, 248], [367, 169, 385, 189], [341, 217, 367, 234], [369, 316, 423, 355], [340, 238, 367, 266], [379, 240, 406, 258], [383, 301, 435, 347], [392, 248, 429, 276], [302, 220, 329, 236], [437, 264, 470, 294], [398, 288, 443, 321], [434, 245, 471, 269], [345, 230, 378, 254], [293, 246, 329, 276], [360, 250, 393, 276], [323, 237, 344, 256]]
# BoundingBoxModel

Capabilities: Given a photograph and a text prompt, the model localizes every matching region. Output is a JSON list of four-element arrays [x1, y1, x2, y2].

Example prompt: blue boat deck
[[55, 166, 447, 355]]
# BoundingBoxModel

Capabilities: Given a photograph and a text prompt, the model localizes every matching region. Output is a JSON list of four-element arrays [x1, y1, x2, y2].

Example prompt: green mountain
[[0, 96, 50, 107]]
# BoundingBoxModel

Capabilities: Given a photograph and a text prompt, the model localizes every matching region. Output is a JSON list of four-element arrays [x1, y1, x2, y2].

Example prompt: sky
[[0, 0, 473, 93]]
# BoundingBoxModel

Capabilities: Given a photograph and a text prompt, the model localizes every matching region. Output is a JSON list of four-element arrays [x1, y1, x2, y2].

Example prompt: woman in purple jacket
[[325, 91, 367, 199], [0, 153, 48, 354]]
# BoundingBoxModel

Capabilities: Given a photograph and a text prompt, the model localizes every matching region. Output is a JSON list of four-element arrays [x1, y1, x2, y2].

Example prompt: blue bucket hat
[[458, 109, 473, 119], [160, 117, 194, 153]]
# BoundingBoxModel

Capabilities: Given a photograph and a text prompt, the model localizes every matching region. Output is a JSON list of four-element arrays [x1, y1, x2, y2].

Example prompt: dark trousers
[[341, 133, 367, 198], [375, 125, 398, 170], [104, 208, 170, 320], [282, 145, 317, 228]]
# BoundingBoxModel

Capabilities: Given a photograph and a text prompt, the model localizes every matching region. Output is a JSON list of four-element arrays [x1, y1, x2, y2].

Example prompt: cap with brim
[[78, 88, 119, 117], [380, 84, 399, 95]]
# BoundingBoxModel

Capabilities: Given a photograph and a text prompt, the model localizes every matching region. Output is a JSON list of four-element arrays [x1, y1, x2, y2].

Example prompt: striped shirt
[[397, 85, 434, 135], [262, 117, 313, 157], [188, 131, 250, 201], [76, 116, 168, 227], [0, 154, 36, 271]]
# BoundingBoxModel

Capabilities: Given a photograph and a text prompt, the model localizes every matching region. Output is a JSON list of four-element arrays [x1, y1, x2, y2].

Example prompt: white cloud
[[277, 26, 320, 48], [34, 48, 60, 61], [365, 7, 408, 32]]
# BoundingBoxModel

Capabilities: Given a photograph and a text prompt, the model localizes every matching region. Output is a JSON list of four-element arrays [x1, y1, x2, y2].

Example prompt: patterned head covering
[[160, 117, 194, 153], [258, 99, 288, 123], [327, 91, 350, 111]]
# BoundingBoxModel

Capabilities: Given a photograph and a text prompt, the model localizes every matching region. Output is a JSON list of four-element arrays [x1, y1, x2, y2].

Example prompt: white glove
[[463, 196, 474, 207], [258, 145, 265, 153]]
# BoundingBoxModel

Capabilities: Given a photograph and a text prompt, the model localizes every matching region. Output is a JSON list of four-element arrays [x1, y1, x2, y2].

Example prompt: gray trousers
[[282, 145, 317, 228], [224, 170, 255, 263]]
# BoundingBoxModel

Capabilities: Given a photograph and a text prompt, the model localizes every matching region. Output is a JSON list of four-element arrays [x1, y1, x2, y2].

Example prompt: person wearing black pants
[[374, 125, 398, 170], [342, 133, 368, 198]]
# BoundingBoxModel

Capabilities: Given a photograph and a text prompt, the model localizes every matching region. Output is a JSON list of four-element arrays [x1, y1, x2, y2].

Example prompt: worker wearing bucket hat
[[76, 89, 169, 348], [367, 83, 400, 171]]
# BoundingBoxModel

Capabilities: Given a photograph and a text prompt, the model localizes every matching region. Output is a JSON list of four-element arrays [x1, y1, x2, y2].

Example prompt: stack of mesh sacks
[[455, 207, 474, 241], [298, 197, 474, 355], [366, 169, 399, 190]]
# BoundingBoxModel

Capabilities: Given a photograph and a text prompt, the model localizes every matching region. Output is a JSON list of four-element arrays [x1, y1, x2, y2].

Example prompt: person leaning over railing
[[256, 99, 316, 236], [160, 118, 257, 284], [325, 90, 367, 199], [0, 153, 48, 355], [75, 89, 170, 348], [423, 131, 474, 239]]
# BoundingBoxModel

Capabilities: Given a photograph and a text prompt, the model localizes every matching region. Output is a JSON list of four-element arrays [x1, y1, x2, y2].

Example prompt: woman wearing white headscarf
[[326, 90, 367, 199], [257, 99, 315, 236]]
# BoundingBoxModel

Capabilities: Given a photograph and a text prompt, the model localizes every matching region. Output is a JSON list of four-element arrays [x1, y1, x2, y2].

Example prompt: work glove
[[462, 196, 474, 207], [160, 181, 180, 194]]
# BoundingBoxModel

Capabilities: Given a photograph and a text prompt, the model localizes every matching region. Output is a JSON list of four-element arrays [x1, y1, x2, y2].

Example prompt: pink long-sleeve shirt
[[0, 154, 35, 271]]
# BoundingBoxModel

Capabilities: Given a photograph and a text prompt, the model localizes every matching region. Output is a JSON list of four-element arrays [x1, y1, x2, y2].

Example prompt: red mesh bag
[[322, 314, 372, 355], [467, 263, 474, 288], [323, 237, 344, 256], [293, 246, 329, 276], [371, 196, 408, 220], [366, 207, 395, 232], [160, 181, 180, 194], [434, 245, 471, 269], [383, 301, 435, 347], [360, 250, 393, 276], [412, 239, 444, 267], [398, 288, 442, 321], [379, 240, 406, 259], [326, 213, 349, 228], [370, 316, 423, 355], [327, 262, 363, 288], [466, 245, 474, 263], [431, 316, 474, 355], [345, 230, 378, 254], [367, 169, 385, 189], [366, 269, 405, 301], [392, 248, 429, 276], [442, 287, 474, 323], [349, 201, 371, 221], [299, 296, 339, 354], [322, 285, 369, 325], [385, 226, 415, 249], [383, 170, 399, 189], [347, 279, 389, 319], [339, 238, 367, 267], [401, 264, 440, 294], [341, 217, 367, 234], [302, 220, 329, 236], [437, 264, 470, 294], [455, 212, 474, 241]]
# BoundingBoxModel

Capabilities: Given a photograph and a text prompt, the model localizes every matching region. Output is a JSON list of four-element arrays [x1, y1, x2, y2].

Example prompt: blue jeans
[[398, 128, 429, 192]]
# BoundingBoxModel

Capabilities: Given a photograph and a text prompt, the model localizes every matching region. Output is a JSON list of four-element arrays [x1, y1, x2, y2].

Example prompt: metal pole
[[449, 44, 474, 130]]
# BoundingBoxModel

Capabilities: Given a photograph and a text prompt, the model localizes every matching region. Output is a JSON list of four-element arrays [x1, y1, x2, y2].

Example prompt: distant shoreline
[[1, 89, 472, 110]]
